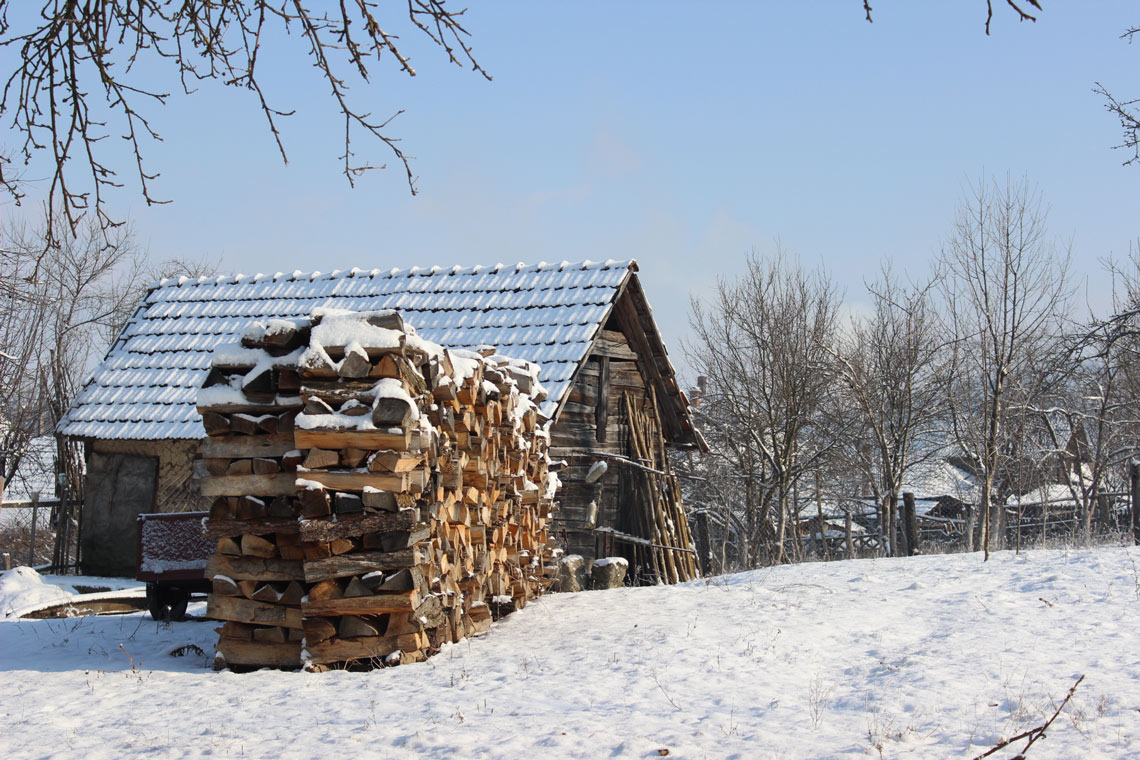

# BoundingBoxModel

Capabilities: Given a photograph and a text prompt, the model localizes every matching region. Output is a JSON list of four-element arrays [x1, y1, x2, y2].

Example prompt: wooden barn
[[59, 259, 706, 582]]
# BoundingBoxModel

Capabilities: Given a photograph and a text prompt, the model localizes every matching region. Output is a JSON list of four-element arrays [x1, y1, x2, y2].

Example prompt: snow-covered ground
[[2, 548, 1138, 759]]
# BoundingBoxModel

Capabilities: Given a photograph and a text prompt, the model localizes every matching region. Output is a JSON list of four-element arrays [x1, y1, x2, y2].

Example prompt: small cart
[[136, 511, 213, 620]]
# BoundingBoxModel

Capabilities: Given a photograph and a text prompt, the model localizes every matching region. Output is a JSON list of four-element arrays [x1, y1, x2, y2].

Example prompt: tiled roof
[[60, 260, 635, 440]]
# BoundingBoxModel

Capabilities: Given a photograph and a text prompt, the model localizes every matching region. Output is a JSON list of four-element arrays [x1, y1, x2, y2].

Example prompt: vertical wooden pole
[[844, 512, 854, 560], [27, 491, 40, 567], [815, 470, 829, 561], [902, 492, 919, 557], [595, 356, 610, 443]]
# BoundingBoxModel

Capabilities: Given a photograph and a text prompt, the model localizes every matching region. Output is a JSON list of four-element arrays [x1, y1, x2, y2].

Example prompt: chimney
[[693, 375, 708, 408]]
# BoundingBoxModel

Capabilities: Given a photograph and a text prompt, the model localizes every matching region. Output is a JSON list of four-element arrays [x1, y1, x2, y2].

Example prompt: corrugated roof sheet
[[59, 259, 634, 440]]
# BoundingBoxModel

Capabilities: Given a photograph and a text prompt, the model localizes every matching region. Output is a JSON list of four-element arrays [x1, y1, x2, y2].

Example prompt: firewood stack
[[198, 309, 561, 671]]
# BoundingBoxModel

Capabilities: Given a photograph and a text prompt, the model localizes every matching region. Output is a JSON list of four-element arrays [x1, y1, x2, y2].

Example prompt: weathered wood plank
[[215, 639, 302, 669], [596, 355, 610, 443], [305, 635, 401, 666], [302, 546, 432, 583], [204, 517, 300, 539], [294, 429, 418, 451], [297, 470, 410, 494], [297, 511, 417, 542], [301, 590, 420, 617], [200, 433, 297, 459], [207, 594, 303, 629], [199, 473, 297, 498], [205, 554, 305, 582], [592, 330, 639, 360]]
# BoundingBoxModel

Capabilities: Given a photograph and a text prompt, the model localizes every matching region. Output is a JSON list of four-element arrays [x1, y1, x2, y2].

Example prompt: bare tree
[[831, 265, 949, 557], [863, 1, 1042, 35], [1038, 249, 1140, 544], [686, 250, 842, 565], [0, 216, 145, 499], [940, 175, 1072, 560], [1095, 27, 1140, 166], [0, 1, 488, 244]]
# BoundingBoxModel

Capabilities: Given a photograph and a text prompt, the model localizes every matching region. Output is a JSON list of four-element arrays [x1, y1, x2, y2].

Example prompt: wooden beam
[[199, 473, 297, 498], [294, 429, 418, 451], [301, 590, 419, 617], [204, 517, 301, 540], [297, 511, 417, 542], [302, 546, 431, 583], [595, 355, 610, 443], [200, 433, 297, 459], [205, 554, 305, 582], [297, 470, 409, 494], [207, 594, 303, 629], [216, 639, 302, 669]]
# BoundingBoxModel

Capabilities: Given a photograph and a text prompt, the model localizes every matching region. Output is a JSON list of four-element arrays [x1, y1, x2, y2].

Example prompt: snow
[[1, 568, 145, 619], [4, 548, 1140, 758], [0, 567, 71, 618], [309, 312, 405, 351], [900, 458, 981, 505], [373, 378, 420, 422], [294, 410, 381, 431], [1007, 484, 1082, 508]]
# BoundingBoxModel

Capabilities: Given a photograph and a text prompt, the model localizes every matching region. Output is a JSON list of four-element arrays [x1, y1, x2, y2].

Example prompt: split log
[[302, 546, 432, 583]]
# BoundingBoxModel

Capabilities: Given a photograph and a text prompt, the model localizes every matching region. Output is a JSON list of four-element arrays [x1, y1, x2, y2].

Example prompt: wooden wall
[[549, 326, 658, 568]]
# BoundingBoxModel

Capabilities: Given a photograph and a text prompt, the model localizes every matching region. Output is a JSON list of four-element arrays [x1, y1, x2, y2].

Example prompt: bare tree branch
[[0, 1, 488, 245]]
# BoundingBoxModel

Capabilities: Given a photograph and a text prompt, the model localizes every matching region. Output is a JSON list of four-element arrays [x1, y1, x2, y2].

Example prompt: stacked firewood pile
[[197, 310, 561, 670]]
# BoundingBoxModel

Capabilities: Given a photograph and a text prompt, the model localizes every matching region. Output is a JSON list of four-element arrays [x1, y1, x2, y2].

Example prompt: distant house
[[59, 260, 706, 579], [899, 456, 982, 520]]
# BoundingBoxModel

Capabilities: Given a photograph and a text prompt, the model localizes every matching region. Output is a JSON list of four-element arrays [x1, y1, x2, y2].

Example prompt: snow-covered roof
[[1006, 483, 1080, 508], [59, 259, 643, 440], [899, 458, 980, 505]]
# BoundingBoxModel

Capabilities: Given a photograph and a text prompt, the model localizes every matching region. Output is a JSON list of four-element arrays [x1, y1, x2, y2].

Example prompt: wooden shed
[[59, 259, 705, 581]]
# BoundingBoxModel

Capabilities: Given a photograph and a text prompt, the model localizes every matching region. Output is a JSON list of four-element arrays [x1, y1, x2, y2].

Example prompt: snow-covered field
[[2, 547, 1138, 759]]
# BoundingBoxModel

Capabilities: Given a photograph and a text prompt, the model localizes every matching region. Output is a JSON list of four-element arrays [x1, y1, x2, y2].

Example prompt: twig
[[971, 674, 1084, 759], [651, 668, 682, 712]]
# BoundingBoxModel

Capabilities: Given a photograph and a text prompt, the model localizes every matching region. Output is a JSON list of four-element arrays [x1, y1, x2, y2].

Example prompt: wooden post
[[902, 492, 919, 557], [815, 469, 829, 561], [844, 511, 854, 560], [1131, 459, 1139, 546], [2, 552, 10, 571], [595, 356, 610, 443], [27, 490, 40, 567], [1097, 493, 1111, 532]]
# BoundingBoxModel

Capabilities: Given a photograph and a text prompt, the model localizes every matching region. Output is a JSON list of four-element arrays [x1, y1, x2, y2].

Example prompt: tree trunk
[[774, 484, 789, 565]]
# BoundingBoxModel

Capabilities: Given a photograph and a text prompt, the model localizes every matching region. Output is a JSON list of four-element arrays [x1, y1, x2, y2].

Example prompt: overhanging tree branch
[[0, 1, 488, 245]]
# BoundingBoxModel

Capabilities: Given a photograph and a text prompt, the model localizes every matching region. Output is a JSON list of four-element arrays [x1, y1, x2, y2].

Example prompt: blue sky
[[4, 2, 1137, 381]]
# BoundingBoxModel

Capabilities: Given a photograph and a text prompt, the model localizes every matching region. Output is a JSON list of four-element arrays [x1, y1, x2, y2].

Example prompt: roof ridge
[[149, 258, 637, 291]]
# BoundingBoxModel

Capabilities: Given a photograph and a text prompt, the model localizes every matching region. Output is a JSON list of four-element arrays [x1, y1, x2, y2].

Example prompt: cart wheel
[[146, 583, 190, 621]]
